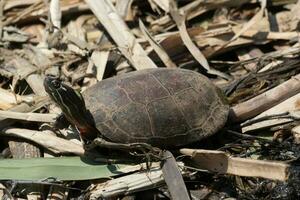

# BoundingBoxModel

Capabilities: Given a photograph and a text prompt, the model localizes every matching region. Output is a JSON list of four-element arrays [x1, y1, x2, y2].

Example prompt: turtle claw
[[84, 138, 106, 150], [128, 143, 162, 159], [84, 138, 163, 160]]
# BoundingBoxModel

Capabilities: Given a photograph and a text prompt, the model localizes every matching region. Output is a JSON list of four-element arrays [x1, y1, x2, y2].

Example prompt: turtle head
[[44, 75, 97, 140]]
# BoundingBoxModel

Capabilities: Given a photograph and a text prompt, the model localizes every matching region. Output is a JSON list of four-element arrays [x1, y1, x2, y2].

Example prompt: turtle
[[44, 68, 229, 149]]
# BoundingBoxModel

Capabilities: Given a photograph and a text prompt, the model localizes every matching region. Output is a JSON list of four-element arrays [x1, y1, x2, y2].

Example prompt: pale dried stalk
[[150, 0, 250, 31], [229, 73, 300, 122], [0, 96, 49, 129], [47, 186, 68, 200], [0, 88, 33, 105], [90, 163, 184, 199], [0, 0, 4, 40], [3, 0, 37, 11], [91, 50, 110, 81], [233, 47, 300, 67], [0, 183, 13, 199], [155, 23, 298, 60], [236, 47, 263, 71], [50, 0, 61, 30], [180, 149, 289, 181], [13, 57, 47, 96], [115, 0, 133, 19], [139, 20, 177, 68], [241, 93, 300, 133], [1, 128, 84, 155], [149, 0, 169, 13], [169, 0, 229, 79], [0, 110, 57, 123], [0, 184, 4, 199], [82, 59, 97, 90], [27, 74, 47, 96], [223, 0, 267, 48], [4, 1, 89, 25], [242, 30, 299, 40], [292, 125, 300, 144], [3, 0, 43, 26], [85, 0, 158, 70]]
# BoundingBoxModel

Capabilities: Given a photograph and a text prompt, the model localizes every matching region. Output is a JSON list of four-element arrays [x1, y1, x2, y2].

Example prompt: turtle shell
[[82, 68, 229, 147]]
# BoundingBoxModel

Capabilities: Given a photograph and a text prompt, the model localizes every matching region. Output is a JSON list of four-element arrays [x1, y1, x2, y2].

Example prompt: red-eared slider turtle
[[44, 68, 229, 148]]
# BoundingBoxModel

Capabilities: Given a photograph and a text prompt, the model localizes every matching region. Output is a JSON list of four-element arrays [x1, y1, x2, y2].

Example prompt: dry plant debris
[[0, 0, 300, 199]]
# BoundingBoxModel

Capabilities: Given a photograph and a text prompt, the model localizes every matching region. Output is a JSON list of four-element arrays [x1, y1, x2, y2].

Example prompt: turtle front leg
[[85, 138, 162, 159]]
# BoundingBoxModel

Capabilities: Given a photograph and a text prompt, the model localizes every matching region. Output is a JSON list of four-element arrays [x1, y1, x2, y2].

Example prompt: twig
[[150, 0, 250, 31], [169, 0, 230, 80], [180, 148, 289, 181], [220, 0, 267, 49], [0, 96, 49, 130], [0, 128, 84, 155], [139, 19, 177, 68], [84, 0, 158, 70], [89, 163, 185, 199], [0, 110, 57, 123], [49, 0, 61, 31], [240, 93, 300, 133], [229, 73, 300, 122], [91, 50, 109, 81]]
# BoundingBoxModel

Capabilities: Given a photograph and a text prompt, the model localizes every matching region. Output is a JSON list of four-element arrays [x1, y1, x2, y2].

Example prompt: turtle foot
[[85, 138, 163, 161]]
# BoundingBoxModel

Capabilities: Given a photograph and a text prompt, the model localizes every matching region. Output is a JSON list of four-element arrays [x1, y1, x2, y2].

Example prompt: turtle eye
[[51, 80, 61, 89]]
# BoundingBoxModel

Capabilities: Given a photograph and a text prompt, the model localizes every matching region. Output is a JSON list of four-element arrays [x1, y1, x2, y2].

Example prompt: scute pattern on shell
[[82, 68, 229, 147]]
